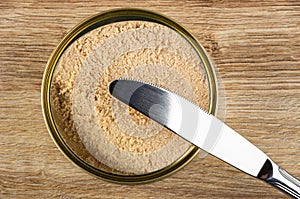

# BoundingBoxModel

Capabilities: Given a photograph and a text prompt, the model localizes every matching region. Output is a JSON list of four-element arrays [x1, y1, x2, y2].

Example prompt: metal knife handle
[[258, 159, 300, 198]]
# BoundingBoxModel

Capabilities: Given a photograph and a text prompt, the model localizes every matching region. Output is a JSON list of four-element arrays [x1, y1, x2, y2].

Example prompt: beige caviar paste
[[51, 21, 208, 174]]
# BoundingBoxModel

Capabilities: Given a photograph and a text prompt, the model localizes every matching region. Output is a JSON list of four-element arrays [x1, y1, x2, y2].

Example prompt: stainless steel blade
[[109, 79, 300, 198]]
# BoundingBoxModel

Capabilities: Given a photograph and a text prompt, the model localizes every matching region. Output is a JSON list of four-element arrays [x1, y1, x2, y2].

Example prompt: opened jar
[[41, 8, 218, 184]]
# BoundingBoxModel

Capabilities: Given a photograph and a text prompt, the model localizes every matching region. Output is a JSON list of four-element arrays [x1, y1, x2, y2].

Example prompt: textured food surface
[[51, 21, 208, 174]]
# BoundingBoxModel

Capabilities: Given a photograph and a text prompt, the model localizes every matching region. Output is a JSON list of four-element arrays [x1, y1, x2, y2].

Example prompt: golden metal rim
[[41, 8, 218, 184]]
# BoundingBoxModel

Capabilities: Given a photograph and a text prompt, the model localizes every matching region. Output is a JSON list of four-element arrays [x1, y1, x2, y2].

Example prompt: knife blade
[[109, 79, 300, 198]]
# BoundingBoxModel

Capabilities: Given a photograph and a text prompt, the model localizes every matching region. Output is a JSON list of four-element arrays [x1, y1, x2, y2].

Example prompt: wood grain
[[1, 1, 299, 198]]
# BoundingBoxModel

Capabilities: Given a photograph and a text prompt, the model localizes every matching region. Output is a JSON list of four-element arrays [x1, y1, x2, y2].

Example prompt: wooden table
[[1, 1, 299, 198]]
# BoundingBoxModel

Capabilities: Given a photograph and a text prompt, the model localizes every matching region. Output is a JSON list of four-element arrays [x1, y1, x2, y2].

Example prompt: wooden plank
[[1, 1, 299, 198]]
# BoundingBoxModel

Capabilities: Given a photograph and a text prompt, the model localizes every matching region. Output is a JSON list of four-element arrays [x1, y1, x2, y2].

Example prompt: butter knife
[[109, 79, 300, 198]]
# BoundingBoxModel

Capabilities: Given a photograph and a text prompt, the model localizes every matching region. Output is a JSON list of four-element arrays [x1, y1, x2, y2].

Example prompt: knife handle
[[258, 159, 300, 198]]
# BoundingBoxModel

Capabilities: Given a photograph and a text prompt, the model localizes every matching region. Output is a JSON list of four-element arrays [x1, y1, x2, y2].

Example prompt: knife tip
[[109, 79, 118, 95]]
